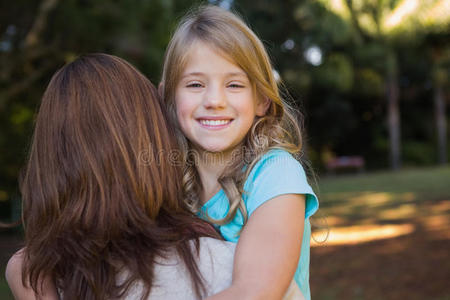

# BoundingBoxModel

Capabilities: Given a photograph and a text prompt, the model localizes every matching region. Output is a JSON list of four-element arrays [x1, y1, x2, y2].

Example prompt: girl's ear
[[256, 96, 271, 117]]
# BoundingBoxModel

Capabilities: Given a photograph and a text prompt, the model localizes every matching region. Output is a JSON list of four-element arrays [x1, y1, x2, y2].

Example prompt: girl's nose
[[203, 85, 226, 109]]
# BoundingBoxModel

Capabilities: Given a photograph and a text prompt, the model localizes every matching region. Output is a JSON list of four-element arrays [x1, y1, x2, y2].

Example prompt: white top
[[123, 237, 235, 299], [59, 237, 304, 299], [123, 236, 304, 300]]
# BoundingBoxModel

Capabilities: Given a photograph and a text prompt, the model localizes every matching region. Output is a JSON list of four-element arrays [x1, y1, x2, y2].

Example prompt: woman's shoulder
[[198, 237, 235, 252], [5, 250, 23, 287], [6, 249, 60, 300], [154, 238, 235, 269], [197, 237, 235, 265], [125, 238, 234, 300], [196, 238, 234, 295]]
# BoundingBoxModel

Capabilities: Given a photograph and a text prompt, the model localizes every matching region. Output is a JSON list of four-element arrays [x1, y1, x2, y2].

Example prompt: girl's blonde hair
[[161, 5, 304, 226]]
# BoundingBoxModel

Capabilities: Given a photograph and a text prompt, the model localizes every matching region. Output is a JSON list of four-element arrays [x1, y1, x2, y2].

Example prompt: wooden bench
[[326, 156, 365, 174]]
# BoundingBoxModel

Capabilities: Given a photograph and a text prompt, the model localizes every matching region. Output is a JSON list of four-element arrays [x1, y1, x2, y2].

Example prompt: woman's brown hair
[[20, 53, 219, 300]]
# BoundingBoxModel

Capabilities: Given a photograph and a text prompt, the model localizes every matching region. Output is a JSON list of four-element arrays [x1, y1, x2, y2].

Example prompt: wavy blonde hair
[[161, 5, 304, 226]]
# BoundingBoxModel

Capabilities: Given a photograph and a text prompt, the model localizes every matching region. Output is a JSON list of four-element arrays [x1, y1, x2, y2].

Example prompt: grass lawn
[[310, 166, 450, 300]]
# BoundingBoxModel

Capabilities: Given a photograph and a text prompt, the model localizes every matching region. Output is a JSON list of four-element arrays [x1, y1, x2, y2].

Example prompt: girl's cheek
[[175, 103, 190, 126]]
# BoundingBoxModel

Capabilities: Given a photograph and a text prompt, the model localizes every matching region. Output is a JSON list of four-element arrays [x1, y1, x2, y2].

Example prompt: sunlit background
[[0, 0, 449, 299]]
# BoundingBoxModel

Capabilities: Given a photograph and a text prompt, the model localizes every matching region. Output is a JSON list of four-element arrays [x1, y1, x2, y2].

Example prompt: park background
[[0, 0, 449, 299]]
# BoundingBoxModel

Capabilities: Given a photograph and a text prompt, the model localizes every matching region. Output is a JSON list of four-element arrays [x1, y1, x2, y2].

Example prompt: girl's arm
[[206, 194, 305, 300], [6, 250, 59, 300]]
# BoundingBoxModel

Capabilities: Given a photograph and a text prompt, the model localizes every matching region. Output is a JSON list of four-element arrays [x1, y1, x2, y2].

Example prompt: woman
[[5, 53, 234, 300]]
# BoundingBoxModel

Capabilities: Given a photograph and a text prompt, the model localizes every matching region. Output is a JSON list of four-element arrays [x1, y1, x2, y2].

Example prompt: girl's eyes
[[227, 82, 245, 88], [184, 81, 246, 89], [186, 82, 203, 88]]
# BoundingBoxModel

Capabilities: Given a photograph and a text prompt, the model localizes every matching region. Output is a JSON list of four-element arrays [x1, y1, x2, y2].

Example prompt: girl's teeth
[[200, 120, 230, 126]]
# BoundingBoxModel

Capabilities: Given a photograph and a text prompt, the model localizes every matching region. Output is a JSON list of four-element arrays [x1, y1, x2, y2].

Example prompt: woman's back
[[12, 53, 229, 299]]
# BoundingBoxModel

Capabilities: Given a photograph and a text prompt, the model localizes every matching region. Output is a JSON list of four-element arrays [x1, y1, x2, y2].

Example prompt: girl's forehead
[[184, 41, 223, 59], [182, 41, 243, 73]]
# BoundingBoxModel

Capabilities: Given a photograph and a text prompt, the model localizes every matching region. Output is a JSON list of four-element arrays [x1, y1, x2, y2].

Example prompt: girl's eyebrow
[[181, 72, 204, 78], [227, 72, 248, 78], [181, 71, 248, 79]]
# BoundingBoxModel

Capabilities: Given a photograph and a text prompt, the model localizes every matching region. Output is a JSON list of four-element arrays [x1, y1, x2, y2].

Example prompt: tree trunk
[[386, 51, 401, 170], [24, 0, 60, 48], [434, 82, 447, 165]]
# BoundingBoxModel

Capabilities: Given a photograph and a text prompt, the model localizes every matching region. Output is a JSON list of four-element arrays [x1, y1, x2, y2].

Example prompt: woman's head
[[23, 53, 183, 232], [21, 53, 217, 299]]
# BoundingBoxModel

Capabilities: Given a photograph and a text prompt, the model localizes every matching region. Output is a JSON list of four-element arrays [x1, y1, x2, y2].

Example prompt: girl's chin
[[195, 144, 237, 155], [188, 140, 242, 158], [200, 146, 229, 153]]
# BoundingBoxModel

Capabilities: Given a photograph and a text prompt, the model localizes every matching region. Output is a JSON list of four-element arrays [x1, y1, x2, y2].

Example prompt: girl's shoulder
[[258, 148, 302, 165], [244, 148, 318, 219], [259, 148, 296, 160], [248, 148, 304, 180]]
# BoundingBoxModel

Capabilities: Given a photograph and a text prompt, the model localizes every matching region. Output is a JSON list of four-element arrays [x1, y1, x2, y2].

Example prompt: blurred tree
[[0, 0, 197, 219], [319, 0, 449, 169], [430, 36, 449, 165], [0, 0, 448, 221], [234, 0, 359, 167]]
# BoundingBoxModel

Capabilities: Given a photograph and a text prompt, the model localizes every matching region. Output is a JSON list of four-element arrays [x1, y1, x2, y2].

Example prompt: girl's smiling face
[[175, 42, 268, 155]]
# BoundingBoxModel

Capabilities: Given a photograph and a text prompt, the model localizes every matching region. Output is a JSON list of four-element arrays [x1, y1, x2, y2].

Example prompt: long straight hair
[[20, 53, 219, 300]]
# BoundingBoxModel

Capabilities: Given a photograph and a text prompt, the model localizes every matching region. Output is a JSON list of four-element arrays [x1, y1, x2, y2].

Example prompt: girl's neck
[[195, 150, 234, 204]]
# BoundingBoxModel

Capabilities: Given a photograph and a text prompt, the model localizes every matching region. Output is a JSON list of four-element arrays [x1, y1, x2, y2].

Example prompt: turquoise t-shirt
[[199, 149, 319, 300]]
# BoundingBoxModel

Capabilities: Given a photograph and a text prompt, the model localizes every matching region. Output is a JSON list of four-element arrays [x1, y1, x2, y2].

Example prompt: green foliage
[[314, 53, 354, 92], [0, 0, 448, 220], [0, 0, 196, 214], [402, 141, 436, 166], [353, 42, 387, 72], [354, 68, 384, 97]]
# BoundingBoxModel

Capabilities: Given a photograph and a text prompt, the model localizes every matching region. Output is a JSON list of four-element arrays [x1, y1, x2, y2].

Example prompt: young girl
[[6, 53, 236, 300], [161, 5, 319, 300]]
